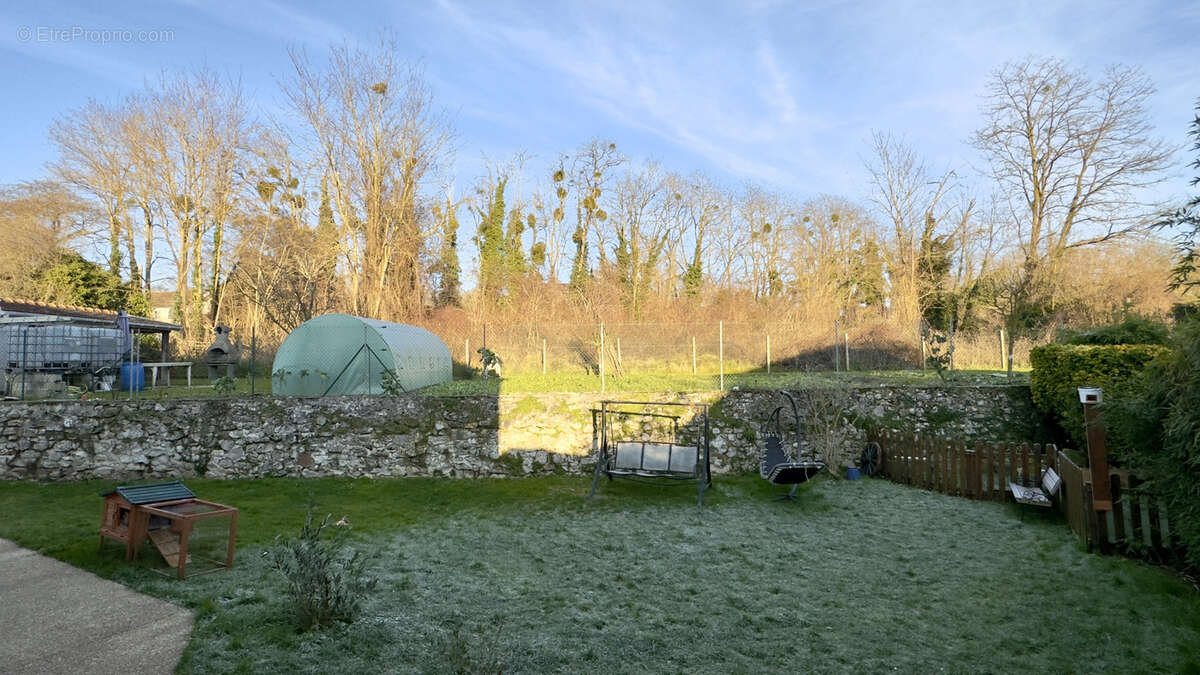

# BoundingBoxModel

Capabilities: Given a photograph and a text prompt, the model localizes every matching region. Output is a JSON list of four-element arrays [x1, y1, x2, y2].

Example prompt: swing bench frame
[[588, 400, 712, 506]]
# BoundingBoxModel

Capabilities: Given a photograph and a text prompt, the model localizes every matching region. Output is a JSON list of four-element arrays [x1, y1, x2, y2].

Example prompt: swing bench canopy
[[272, 313, 451, 396]]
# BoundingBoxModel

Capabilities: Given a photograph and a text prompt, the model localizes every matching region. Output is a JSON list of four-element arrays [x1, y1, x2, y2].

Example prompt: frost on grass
[[170, 480, 1200, 673]]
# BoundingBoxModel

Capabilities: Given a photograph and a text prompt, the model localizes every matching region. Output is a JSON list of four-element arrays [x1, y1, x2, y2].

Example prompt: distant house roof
[[149, 291, 175, 308], [103, 480, 195, 505], [0, 298, 182, 333]]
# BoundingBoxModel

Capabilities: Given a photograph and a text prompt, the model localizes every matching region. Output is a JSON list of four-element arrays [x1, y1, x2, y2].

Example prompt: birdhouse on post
[[1078, 387, 1112, 512]]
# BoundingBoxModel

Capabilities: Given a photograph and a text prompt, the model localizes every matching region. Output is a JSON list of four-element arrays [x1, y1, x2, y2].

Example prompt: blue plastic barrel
[[846, 467, 861, 480], [120, 362, 145, 391]]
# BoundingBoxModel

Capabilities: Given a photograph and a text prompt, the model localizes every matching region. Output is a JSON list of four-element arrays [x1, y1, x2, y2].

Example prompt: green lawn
[[424, 368, 1028, 396], [36, 368, 1028, 402], [0, 476, 1195, 673]]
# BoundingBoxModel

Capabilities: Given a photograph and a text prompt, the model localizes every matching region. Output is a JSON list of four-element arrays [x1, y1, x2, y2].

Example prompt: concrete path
[[0, 538, 193, 675]]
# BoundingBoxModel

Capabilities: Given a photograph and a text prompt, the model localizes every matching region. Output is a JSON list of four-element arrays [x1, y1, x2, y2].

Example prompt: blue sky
[[1, 0, 1197, 206]]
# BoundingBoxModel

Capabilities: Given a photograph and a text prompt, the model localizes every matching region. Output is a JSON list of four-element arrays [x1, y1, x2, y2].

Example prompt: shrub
[[1106, 318, 1200, 572], [1029, 343, 1169, 449], [265, 505, 378, 631], [1056, 315, 1169, 346], [212, 376, 236, 395]]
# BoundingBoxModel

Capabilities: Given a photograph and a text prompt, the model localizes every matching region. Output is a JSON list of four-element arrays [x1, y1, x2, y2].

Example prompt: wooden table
[[144, 361, 194, 388]]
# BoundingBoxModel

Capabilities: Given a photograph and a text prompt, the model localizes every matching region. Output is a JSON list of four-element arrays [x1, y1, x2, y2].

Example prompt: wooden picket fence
[[869, 431, 1182, 560]]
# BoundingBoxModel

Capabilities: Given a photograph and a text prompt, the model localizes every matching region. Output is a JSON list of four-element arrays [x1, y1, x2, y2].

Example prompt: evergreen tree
[[475, 178, 507, 304], [434, 197, 461, 307], [1156, 98, 1200, 294], [505, 206, 527, 280]]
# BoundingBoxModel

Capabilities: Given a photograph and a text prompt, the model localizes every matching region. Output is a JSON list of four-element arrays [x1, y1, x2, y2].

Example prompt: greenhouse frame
[[271, 314, 452, 396]]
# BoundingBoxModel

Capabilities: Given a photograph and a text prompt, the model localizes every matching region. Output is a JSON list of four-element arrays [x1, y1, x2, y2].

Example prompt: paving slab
[[0, 538, 193, 675]]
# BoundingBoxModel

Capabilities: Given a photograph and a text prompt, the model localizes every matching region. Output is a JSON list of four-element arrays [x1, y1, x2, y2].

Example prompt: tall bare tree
[[49, 101, 132, 279], [0, 181, 94, 298], [567, 139, 623, 293], [973, 57, 1171, 273], [864, 132, 955, 327], [609, 162, 676, 316], [972, 57, 1171, 366], [135, 69, 248, 340], [287, 37, 452, 321]]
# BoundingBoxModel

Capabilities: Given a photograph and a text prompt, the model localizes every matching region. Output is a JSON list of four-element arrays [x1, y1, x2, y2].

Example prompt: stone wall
[[0, 386, 1038, 481]]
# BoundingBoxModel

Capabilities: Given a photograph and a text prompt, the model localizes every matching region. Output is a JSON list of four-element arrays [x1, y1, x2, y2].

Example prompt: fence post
[[766, 333, 771, 374], [465, 338, 470, 368], [542, 338, 547, 375], [718, 321, 724, 390], [616, 337, 622, 369], [844, 331, 850, 372], [599, 322, 605, 393], [692, 336, 697, 375], [999, 328, 1007, 371], [833, 319, 840, 372], [250, 328, 256, 395]]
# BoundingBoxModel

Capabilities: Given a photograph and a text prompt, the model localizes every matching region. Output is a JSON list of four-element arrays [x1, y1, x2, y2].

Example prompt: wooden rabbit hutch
[[100, 481, 238, 579]]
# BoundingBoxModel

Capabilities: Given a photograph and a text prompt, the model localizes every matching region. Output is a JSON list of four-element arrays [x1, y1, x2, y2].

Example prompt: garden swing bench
[[588, 400, 712, 506], [760, 391, 825, 500]]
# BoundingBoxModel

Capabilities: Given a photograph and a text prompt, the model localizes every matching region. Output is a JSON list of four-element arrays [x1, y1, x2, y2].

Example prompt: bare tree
[[49, 101, 132, 279], [609, 162, 677, 316], [139, 69, 247, 341], [972, 58, 1171, 368], [0, 182, 95, 298], [864, 132, 955, 327], [972, 57, 1172, 272], [567, 139, 624, 293], [287, 36, 452, 321], [671, 173, 728, 299]]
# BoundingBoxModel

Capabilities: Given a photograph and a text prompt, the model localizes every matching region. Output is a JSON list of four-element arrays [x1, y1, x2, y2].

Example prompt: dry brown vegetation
[[0, 48, 1188, 370]]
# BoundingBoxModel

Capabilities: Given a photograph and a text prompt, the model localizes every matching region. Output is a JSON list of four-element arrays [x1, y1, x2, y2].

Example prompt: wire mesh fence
[[418, 319, 1033, 377]]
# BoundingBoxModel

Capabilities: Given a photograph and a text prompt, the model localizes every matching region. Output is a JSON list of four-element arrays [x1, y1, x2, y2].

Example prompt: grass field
[[419, 368, 1028, 396], [1, 475, 1196, 673], [60, 367, 1028, 401]]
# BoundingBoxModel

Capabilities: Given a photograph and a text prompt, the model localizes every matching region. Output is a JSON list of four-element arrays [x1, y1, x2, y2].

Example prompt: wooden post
[[542, 338, 547, 375], [616, 337, 622, 368], [465, 338, 470, 368], [766, 334, 771, 374], [599, 323, 605, 393], [833, 319, 840, 372], [844, 331, 850, 372], [177, 521, 192, 580], [1083, 394, 1112, 511], [226, 510, 239, 568], [999, 328, 1007, 371], [249, 328, 256, 395], [692, 336, 697, 375], [718, 321, 724, 390]]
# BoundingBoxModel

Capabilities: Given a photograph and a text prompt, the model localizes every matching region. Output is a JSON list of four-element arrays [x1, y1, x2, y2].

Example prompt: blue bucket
[[120, 362, 145, 391], [846, 467, 862, 480]]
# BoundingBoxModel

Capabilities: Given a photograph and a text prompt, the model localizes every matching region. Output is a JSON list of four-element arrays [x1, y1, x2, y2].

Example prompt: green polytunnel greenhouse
[[271, 314, 451, 396]]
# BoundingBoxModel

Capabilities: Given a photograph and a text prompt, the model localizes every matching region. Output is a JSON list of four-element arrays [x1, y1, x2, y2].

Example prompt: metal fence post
[[599, 322, 605, 393], [250, 328, 256, 395], [718, 320, 724, 390]]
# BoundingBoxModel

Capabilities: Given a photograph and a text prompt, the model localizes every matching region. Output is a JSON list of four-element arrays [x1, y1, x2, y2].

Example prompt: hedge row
[[1029, 343, 1170, 450]]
